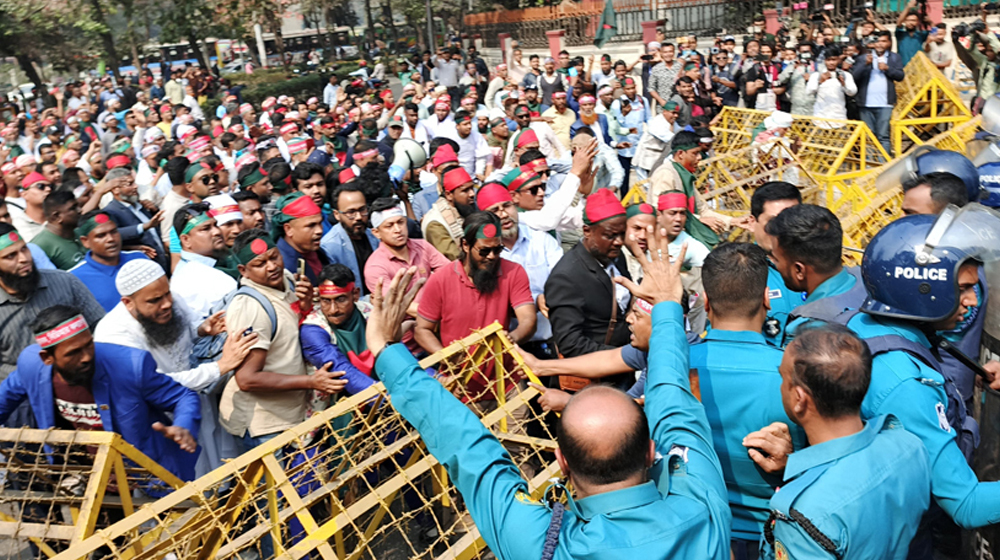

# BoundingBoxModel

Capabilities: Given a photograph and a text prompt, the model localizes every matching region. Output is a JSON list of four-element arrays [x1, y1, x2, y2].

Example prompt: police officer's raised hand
[[743, 422, 794, 473], [152, 422, 197, 453], [614, 225, 686, 306], [367, 266, 425, 357]]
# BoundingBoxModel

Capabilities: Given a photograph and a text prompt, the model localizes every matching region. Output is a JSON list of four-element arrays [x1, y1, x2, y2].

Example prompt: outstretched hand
[[614, 224, 687, 307], [367, 267, 425, 357], [152, 422, 197, 453]]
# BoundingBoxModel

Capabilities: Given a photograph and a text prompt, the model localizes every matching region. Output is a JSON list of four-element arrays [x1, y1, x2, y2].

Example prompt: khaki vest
[[421, 198, 465, 245]]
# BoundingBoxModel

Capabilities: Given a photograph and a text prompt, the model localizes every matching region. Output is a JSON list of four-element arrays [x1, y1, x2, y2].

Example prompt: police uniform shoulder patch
[[935, 402, 951, 432], [775, 540, 790, 560], [515, 491, 544, 506], [768, 288, 783, 300]]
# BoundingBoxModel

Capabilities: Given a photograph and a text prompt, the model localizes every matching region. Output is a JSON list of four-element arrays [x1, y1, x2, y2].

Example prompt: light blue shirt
[[762, 415, 930, 559], [28, 243, 55, 271], [866, 53, 891, 108], [501, 224, 563, 341], [764, 264, 804, 347], [782, 267, 857, 347], [612, 102, 645, 159]]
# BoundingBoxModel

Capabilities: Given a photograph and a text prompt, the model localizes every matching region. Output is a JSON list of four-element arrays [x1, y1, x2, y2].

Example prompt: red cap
[[584, 188, 626, 225], [106, 154, 131, 169], [432, 144, 459, 168], [282, 194, 322, 218], [476, 183, 512, 211], [21, 171, 48, 189], [442, 166, 473, 192], [516, 129, 539, 149], [338, 168, 356, 183], [657, 192, 689, 211]]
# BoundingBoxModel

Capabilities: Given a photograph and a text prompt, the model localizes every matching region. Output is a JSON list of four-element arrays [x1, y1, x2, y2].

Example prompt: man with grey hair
[[102, 166, 168, 270], [95, 258, 257, 476]]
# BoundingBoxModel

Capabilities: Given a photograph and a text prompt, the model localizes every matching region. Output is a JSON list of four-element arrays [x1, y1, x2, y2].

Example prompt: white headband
[[371, 203, 406, 228]]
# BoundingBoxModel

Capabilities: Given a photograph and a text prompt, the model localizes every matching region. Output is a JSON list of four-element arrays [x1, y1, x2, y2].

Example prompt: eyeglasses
[[477, 245, 503, 258], [340, 207, 369, 218], [200, 173, 220, 185]]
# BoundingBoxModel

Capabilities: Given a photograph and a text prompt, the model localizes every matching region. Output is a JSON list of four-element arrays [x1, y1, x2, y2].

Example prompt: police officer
[[764, 204, 861, 346], [760, 324, 931, 559], [850, 210, 1000, 558], [901, 172, 971, 217], [367, 239, 732, 559], [748, 182, 806, 346]]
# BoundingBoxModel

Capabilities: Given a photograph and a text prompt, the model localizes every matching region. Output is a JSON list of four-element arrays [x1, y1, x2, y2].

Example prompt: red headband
[[106, 155, 131, 169], [442, 166, 473, 192], [657, 192, 689, 211], [282, 194, 322, 218], [319, 282, 355, 297], [208, 205, 240, 218], [552, 92, 567, 100], [355, 148, 378, 160], [476, 183, 512, 211], [516, 129, 539, 149], [35, 315, 89, 349], [339, 168, 356, 183]]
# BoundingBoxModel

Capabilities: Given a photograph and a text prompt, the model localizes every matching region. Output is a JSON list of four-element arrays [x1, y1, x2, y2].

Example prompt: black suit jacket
[[103, 199, 169, 271], [545, 241, 632, 361]]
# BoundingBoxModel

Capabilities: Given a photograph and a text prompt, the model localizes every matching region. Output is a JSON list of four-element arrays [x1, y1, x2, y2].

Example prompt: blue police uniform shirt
[[375, 302, 732, 559], [69, 250, 150, 311], [691, 329, 808, 542], [765, 264, 804, 347], [781, 267, 856, 347], [846, 312, 1000, 529], [761, 415, 930, 560]]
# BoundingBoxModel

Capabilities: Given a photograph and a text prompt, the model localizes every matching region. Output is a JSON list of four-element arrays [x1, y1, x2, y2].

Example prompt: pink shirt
[[364, 238, 452, 297]]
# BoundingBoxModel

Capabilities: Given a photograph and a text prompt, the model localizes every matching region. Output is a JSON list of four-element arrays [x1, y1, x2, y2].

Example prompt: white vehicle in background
[[5, 83, 36, 104]]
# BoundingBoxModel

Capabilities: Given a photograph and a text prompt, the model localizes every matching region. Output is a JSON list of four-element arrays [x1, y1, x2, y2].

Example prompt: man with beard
[[415, 210, 536, 361], [477, 183, 562, 359], [400, 102, 432, 153], [570, 95, 614, 147], [31, 191, 85, 270], [170, 203, 238, 321], [301, 263, 377, 395], [94, 259, 256, 475], [70, 210, 151, 311], [321, 184, 380, 294], [421, 166, 476, 260], [0, 304, 201, 482], [443, 110, 492, 181], [102, 167, 168, 271], [544, 189, 632, 389], [273, 192, 329, 285], [233, 191, 267, 231], [541, 92, 576, 152], [424, 97, 454, 139], [204, 194, 245, 280], [0, 223, 104, 386]]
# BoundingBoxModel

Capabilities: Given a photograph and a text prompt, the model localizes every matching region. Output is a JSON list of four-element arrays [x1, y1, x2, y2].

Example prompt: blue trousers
[[860, 106, 894, 156]]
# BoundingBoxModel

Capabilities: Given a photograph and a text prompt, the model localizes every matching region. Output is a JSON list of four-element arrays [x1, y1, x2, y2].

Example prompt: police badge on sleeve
[[935, 403, 951, 432]]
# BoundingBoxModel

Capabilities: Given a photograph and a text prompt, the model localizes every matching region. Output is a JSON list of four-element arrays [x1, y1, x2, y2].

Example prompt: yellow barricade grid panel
[[35, 323, 558, 560], [891, 52, 972, 156]]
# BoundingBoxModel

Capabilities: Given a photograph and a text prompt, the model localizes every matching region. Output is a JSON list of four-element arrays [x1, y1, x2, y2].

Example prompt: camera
[[862, 34, 878, 46], [972, 19, 987, 32], [799, 52, 812, 61], [710, 46, 720, 54], [641, 54, 653, 61], [811, 10, 826, 22]]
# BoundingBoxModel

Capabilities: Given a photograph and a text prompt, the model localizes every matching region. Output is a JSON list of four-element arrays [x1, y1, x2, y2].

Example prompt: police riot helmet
[[875, 146, 981, 203], [978, 161, 1000, 207], [861, 205, 1000, 323]]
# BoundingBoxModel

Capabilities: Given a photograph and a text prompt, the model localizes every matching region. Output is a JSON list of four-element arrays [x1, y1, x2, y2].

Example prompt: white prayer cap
[[476, 108, 490, 119], [115, 259, 166, 297], [763, 111, 793, 130], [204, 194, 244, 226]]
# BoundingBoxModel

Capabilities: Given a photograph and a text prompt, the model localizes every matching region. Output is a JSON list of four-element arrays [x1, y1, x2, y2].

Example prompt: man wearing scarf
[[421, 166, 476, 260], [272, 192, 329, 285], [300, 263, 377, 412], [648, 131, 750, 249]]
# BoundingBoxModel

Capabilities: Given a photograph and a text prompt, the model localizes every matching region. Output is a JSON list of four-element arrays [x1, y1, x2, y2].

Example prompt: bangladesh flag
[[594, 0, 617, 48]]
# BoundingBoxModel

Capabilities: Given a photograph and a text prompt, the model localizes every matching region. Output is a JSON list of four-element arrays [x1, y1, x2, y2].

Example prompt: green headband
[[467, 222, 500, 240], [74, 213, 113, 238], [111, 139, 132, 154], [180, 212, 212, 235], [625, 203, 656, 219], [672, 143, 700, 153], [236, 236, 277, 265], [185, 162, 211, 183], [239, 167, 266, 189], [0, 230, 22, 252]]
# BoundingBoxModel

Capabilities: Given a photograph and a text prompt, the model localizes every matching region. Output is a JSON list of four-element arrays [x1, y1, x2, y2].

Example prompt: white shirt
[[806, 70, 858, 124], [170, 251, 237, 322], [423, 114, 454, 139], [668, 231, 710, 268], [323, 83, 339, 106], [519, 172, 584, 233], [182, 95, 205, 120], [9, 206, 44, 242], [503, 121, 566, 168], [442, 128, 492, 176], [501, 224, 564, 340], [605, 262, 631, 312]]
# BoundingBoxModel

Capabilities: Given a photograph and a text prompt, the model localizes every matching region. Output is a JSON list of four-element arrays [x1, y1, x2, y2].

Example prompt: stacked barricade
[[891, 51, 972, 157], [36, 323, 557, 560]]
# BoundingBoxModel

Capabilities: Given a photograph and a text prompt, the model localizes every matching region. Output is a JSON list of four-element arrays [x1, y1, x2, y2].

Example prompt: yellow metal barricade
[[891, 51, 972, 157], [49, 323, 559, 560]]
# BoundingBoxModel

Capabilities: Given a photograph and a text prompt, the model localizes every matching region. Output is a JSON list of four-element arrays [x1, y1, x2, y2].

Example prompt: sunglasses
[[518, 185, 544, 196], [200, 173, 220, 185], [28, 183, 53, 191], [477, 245, 503, 258]]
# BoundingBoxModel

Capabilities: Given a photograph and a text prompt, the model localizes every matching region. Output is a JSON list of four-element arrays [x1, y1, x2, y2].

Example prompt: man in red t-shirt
[[415, 211, 536, 401]]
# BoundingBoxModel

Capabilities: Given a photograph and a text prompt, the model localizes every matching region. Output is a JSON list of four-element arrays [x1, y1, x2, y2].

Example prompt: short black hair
[[823, 44, 843, 59], [173, 201, 212, 237], [370, 196, 400, 214], [573, 126, 595, 139], [165, 157, 190, 186], [219, 132, 237, 148], [360, 118, 377, 132], [331, 183, 364, 210], [902, 172, 969, 210], [318, 263, 355, 287], [519, 149, 546, 165], [557, 387, 650, 485], [77, 209, 117, 235], [765, 204, 843, 274], [876, 30, 892, 40], [787, 323, 872, 418], [0, 222, 14, 237], [403, 102, 419, 113], [671, 131, 701, 151], [232, 190, 260, 203], [42, 190, 76, 217], [703, 243, 769, 319], [430, 137, 459, 159], [232, 228, 269, 257], [292, 162, 324, 188], [266, 161, 293, 192], [454, 109, 472, 123], [750, 181, 802, 219], [31, 305, 84, 340]]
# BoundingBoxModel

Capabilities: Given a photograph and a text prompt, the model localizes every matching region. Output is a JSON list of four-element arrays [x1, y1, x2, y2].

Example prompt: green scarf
[[214, 250, 241, 280], [332, 307, 367, 357], [673, 161, 719, 249]]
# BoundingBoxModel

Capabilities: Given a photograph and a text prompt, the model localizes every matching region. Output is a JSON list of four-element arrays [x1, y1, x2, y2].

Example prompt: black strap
[[764, 508, 842, 559], [540, 502, 565, 560]]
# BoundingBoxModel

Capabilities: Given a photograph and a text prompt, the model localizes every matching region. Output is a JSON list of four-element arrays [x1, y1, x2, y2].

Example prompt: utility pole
[[426, 0, 435, 52]]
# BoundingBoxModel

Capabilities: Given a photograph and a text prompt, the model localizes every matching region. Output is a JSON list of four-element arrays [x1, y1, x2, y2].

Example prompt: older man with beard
[[170, 203, 238, 321], [95, 258, 257, 476], [477, 183, 563, 359]]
